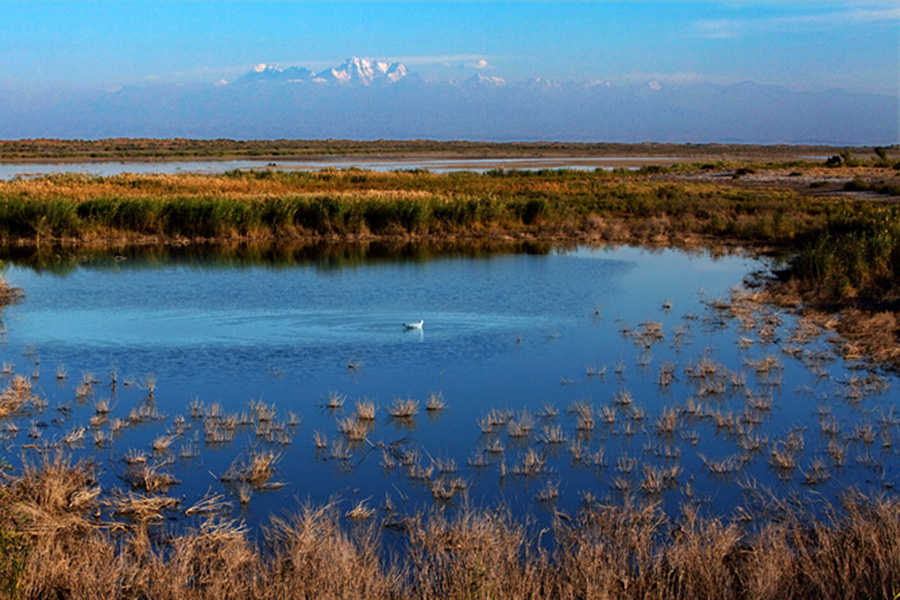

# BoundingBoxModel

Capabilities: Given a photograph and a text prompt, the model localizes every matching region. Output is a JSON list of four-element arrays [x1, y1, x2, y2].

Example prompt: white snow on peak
[[242, 57, 409, 86], [386, 63, 408, 82]]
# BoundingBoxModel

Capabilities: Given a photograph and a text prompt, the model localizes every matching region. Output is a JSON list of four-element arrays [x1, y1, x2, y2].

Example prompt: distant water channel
[[0, 244, 895, 530], [0, 156, 670, 179]]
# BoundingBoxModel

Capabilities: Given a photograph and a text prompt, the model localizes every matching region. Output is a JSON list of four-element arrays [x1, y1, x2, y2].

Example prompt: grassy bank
[[0, 168, 860, 243], [0, 453, 898, 600]]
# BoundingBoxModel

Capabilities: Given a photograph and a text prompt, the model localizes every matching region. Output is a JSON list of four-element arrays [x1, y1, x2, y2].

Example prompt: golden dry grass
[[1, 455, 900, 599]]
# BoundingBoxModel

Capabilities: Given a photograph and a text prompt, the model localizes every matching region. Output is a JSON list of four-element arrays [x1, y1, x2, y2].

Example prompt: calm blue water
[[0, 245, 895, 529]]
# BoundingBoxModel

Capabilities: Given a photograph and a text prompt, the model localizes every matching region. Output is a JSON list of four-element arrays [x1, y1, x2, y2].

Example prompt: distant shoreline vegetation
[[0, 138, 892, 162]]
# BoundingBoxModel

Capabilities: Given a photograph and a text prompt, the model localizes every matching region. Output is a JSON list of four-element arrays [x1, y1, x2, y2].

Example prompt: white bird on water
[[404, 320, 424, 330]]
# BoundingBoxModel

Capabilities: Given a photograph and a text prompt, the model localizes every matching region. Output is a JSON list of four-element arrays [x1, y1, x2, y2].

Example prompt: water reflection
[[0, 239, 556, 274]]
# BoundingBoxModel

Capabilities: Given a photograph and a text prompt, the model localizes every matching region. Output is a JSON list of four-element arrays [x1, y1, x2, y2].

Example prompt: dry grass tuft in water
[[222, 450, 282, 489], [387, 397, 419, 419], [0, 375, 42, 419]]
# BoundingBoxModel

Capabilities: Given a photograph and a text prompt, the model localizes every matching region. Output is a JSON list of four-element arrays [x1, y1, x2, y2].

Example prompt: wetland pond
[[0, 243, 896, 532]]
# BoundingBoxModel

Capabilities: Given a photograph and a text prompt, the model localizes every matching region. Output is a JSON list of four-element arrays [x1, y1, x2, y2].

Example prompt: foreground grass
[[0, 453, 898, 600]]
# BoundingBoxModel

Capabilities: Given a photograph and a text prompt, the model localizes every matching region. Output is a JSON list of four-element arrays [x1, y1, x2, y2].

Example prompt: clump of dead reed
[[0, 375, 41, 418], [387, 397, 419, 419], [222, 450, 282, 490], [324, 390, 346, 410], [355, 398, 376, 420], [123, 458, 180, 492], [426, 391, 447, 412], [337, 415, 371, 441]]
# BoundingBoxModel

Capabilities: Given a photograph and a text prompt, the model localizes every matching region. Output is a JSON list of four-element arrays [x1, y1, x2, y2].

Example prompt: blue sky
[[2, 1, 898, 95]]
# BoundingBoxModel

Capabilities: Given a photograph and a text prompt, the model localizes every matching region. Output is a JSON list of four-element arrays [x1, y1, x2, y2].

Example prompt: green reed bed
[[0, 170, 828, 241]]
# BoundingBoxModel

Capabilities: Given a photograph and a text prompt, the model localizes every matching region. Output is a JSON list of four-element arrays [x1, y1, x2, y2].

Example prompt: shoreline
[[0, 139, 885, 165]]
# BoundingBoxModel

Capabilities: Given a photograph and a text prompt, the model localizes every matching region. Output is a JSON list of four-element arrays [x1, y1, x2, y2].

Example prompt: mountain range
[[1, 58, 896, 144]]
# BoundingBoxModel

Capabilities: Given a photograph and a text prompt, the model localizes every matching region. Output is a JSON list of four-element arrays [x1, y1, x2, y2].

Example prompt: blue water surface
[[0, 244, 895, 531]]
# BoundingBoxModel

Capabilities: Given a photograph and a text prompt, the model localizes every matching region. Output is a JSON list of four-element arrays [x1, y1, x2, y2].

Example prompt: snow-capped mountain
[[1, 59, 895, 144], [237, 57, 409, 86]]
